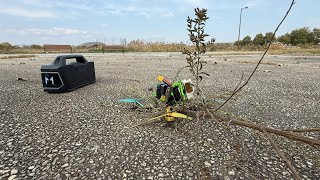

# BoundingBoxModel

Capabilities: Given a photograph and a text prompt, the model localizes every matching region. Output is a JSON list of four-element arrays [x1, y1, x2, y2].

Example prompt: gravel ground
[[0, 52, 319, 179]]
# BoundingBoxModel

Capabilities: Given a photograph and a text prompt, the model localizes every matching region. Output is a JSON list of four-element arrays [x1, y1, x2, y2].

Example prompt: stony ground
[[0, 52, 319, 179]]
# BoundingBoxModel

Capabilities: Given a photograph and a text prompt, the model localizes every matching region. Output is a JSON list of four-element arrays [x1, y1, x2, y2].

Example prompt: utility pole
[[238, 6, 248, 42]]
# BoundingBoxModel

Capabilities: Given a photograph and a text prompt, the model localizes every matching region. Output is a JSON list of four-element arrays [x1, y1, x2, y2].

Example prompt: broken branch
[[262, 129, 302, 180], [181, 109, 320, 147]]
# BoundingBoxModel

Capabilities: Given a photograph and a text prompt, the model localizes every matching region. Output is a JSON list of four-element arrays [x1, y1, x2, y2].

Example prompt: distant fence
[[43, 44, 72, 53]]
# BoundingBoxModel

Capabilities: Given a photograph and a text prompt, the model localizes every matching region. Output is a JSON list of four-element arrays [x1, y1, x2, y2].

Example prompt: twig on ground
[[285, 128, 320, 132], [176, 124, 258, 180], [181, 109, 320, 147], [262, 129, 302, 180], [130, 117, 162, 128], [195, 112, 201, 180]]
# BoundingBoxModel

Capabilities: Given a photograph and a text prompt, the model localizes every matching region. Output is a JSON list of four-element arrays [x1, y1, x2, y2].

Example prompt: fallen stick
[[262, 129, 302, 180], [181, 109, 320, 147], [286, 128, 320, 133]]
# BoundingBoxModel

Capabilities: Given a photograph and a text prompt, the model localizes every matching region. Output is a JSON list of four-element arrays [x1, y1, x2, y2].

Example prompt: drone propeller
[[167, 112, 193, 120], [141, 111, 192, 124]]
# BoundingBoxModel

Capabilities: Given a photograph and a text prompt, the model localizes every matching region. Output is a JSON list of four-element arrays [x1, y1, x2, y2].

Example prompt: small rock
[[17, 77, 27, 81], [228, 170, 235, 176], [125, 170, 131, 173], [186, 171, 193, 177], [122, 173, 127, 178], [158, 173, 164, 177], [8, 175, 17, 180], [141, 162, 147, 167], [10, 169, 18, 175], [306, 161, 313, 166], [52, 157, 58, 165], [302, 175, 309, 179], [0, 169, 10, 174], [28, 166, 35, 170], [61, 163, 68, 168], [204, 161, 211, 167], [147, 176, 154, 180], [75, 143, 82, 146]]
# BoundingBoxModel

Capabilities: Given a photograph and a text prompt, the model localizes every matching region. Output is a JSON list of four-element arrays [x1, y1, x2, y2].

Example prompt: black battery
[[40, 55, 96, 93], [156, 83, 168, 99]]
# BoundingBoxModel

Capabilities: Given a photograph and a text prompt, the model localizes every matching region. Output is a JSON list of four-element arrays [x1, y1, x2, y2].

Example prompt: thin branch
[[131, 117, 162, 128], [176, 122, 258, 180], [195, 112, 201, 180], [231, 72, 244, 95], [286, 128, 320, 133], [262, 129, 302, 180], [212, 0, 296, 113], [181, 109, 320, 147], [173, 65, 189, 82]]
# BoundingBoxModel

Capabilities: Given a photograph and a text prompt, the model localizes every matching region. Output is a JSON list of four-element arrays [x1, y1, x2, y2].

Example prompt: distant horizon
[[0, 0, 319, 45]]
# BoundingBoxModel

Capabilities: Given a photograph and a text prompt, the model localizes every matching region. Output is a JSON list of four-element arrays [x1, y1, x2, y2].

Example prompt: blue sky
[[0, 0, 319, 45]]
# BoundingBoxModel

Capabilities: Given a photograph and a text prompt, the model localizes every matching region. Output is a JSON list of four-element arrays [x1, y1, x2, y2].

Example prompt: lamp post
[[237, 6, 248, 42]]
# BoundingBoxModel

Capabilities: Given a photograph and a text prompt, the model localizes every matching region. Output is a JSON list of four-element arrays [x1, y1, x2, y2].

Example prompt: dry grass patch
[[1, 55, 36, 59]]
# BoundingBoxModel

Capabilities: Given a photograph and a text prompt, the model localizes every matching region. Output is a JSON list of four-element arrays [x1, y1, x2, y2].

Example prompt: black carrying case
[[41, 55, 96, 93]]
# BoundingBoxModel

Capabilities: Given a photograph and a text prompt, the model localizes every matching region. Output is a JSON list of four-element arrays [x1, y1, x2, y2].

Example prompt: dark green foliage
[[234, 40, 242, 46], [289, 27, 314, 45], [313, 28, 320, 44], [183, 8, 210, 94], [252, 32, 275, 46], [242, 35, 252, 45], [277, 33, 291, 45], [253, 33, 265, 46], [265, 32, 276, 43], [0, 42, 14, 51], [234, 36, 252, 46]]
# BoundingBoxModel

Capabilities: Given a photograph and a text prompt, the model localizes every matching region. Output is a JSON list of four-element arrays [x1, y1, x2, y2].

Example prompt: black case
[[41, 55, 96, 93]]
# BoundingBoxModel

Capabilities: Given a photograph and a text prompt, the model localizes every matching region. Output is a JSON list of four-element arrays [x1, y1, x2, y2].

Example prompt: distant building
[[43, 44, 72, 53]]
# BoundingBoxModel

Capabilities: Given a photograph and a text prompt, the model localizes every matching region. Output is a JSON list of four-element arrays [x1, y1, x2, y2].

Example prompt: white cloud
[[7, 27, 87, 36], [0, 7, 57, 18]]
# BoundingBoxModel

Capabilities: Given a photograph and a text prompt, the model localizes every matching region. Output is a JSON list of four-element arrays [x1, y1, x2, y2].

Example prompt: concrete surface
[[0, 52, 319, 179]]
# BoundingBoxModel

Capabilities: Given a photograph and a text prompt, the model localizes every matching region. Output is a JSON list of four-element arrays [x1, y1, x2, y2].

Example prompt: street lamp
[[237, 6, 248, 42]]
